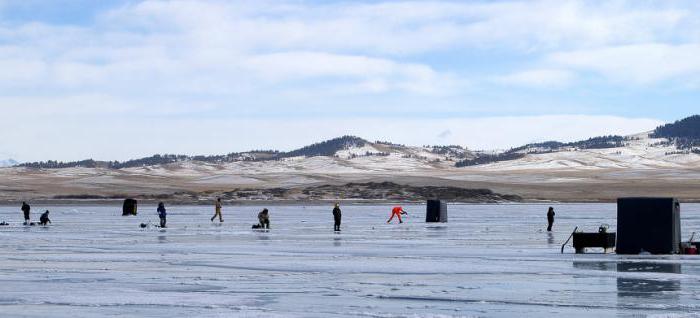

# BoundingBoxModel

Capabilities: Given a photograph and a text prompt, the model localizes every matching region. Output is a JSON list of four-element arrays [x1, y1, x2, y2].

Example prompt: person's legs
[[387, 213, 395, 223], [160, 217, 166, 228], [547, 221, 553, 231], [397, 213, 403, 223]]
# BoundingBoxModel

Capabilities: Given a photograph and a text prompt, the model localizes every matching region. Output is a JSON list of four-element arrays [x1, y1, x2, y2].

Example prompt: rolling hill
[[3, 115, 700, 202]]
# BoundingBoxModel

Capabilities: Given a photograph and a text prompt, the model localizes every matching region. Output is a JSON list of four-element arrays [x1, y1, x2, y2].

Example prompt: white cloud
[[548, 43, 700, 84], [494, 69, 575, 88], [97, 0, 694, 55], [243, 51, 454, 94], [0, 0, 697, 160]]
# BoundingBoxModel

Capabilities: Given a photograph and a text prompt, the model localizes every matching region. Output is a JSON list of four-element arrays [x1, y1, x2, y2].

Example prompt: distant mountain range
[[12, 114, 700, 170], [3, 114, 700, 202], [16, 135, 471, 169]]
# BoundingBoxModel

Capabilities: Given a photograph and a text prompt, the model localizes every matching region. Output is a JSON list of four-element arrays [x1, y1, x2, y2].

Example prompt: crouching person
[[157, 202, 167, 228], [39, 210, 51, 226], [258, 208, 270, 229]]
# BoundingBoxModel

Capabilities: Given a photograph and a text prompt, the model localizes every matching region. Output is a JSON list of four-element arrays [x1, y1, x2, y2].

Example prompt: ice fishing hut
[[122, 198, 138, 216], [426, 200, 447, 223], [616, 197, 681, 254]]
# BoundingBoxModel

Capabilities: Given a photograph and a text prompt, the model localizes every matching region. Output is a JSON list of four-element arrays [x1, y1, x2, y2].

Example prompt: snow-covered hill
[[468, 132, 700, 171], [5, 115, 700, 202]]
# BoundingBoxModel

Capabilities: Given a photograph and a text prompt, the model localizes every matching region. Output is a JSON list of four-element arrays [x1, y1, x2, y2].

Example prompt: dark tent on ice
[[122, 198, 138, 216], [616, 197, 681, 254]]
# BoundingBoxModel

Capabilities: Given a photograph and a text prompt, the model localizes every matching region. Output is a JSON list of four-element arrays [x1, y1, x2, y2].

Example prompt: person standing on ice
[[21, 202, 31, 224], [157, 202, 167, 228], [546, 207, 555, 231], [387, 206, 407, 224], [332, 203, 342, 231], [211, 197, 223, 222], [39, 210, 51, 226]]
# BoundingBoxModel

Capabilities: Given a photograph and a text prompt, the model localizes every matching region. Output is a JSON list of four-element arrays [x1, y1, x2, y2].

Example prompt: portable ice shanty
[[426, 200, 447, 223], [616, 197, 681, 254], [122, 198, 138, 216]]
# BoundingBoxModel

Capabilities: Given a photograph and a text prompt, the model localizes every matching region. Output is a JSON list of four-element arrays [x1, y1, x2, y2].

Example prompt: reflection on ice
[[572, 260, 617, 272], [617, 262, 681, 299], [424, 225, 448, 238], [333, 236, 342, 247]]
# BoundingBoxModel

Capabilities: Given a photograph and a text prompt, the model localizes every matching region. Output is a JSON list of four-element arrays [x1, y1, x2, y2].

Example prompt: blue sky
[[0, 0, 699, 161]]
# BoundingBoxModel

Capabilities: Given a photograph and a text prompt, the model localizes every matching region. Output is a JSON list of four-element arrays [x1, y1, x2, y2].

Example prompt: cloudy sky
[[0, 0, 698, 161]]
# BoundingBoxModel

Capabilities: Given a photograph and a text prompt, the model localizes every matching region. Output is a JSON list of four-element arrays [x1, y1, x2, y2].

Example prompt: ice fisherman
[[211, 197, 223, 222], [387, 206, 407, 224], [157, 202, 167, 228], [332, 203, 342, 231], [547, 207, 555, 232], [39, 210, 51, 226], [21, 202, 31, 224], [257, 208, 270, 229]]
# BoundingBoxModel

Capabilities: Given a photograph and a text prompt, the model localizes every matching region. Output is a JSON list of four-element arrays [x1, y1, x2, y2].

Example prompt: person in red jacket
[[387, 206, 407, 224]]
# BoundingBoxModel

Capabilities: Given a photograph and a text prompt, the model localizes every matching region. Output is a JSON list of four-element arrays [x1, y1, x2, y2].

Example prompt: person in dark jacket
[[332, 203, 342, 231], [21, 202, 31, 224], [547, 207, 555, 231], [157, 202, 167, 228], [39, 210, 51, 226], [258, 208, 270, 229]]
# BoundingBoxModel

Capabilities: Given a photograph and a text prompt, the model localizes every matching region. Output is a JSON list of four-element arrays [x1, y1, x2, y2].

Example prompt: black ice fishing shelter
[[426, 200, 447, 223], [616, 197, 680, 254], [122, 198, 138, 216]]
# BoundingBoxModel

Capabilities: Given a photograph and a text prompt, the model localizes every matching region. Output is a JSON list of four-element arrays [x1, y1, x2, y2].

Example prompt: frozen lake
[[2, 203, 700, 317]]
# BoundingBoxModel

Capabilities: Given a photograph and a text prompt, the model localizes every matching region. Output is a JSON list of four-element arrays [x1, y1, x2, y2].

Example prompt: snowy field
[[1, 203, 700, 317]]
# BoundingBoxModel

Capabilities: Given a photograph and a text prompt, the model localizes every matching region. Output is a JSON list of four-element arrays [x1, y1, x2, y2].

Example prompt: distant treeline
[[428, 145, 467, 158], [455, 135, 626, 167], [455, 153, 525, 167], [650, 115, 700, 149], [19, 136, 369, 169], [283, 136, 366, 157]]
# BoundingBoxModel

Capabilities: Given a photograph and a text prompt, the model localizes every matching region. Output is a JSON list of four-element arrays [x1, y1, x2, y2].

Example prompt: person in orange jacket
[[387, 206, 407, 223]]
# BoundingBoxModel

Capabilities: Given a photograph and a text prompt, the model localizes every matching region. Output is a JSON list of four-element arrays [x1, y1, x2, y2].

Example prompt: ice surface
[[2, 203, 700, 317]]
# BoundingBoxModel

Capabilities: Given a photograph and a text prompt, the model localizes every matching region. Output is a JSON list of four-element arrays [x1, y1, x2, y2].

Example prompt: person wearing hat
[[332, 203, 342, 231]]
